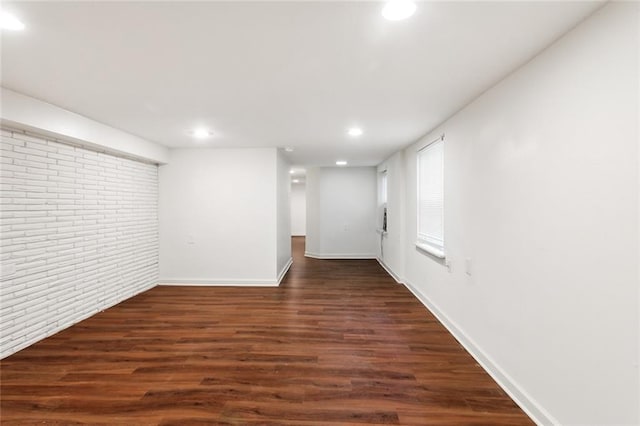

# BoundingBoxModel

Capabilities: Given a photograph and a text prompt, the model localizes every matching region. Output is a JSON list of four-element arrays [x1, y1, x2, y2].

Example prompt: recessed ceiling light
[[382, 0, 416, 21], [336, 160, 348, 166], [348, 127, 363, 137], [292, 179, 300, 183], [289, 169, 295, 174], [284, 147, 294, 152], [190, 128, 213, 139], [0, 11, 25, 31]]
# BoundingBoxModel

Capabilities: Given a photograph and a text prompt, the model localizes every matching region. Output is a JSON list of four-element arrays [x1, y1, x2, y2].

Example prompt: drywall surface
[[306, 168, 321, 254], [305, 167, 377, 258], [0, 88, 169, 164], [0, 128, 158, 359], [377, 151, 405, 281], [158, 148, 278, 285], [380, 3, 638, 424], [290, 183, 306, 236], [379, 2, 639, 424], [276, 150, 292, 278]]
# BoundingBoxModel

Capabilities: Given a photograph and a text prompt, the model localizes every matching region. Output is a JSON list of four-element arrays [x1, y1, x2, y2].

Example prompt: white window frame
[[380, 170, 388, 205], [416, 135, 445, 259]]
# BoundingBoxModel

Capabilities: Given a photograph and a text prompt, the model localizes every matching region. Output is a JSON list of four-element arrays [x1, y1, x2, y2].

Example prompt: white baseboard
[[158, 278, 279, 287], [304, 251, 376, 259], [159, 258, 293, 287], [276, 257, 293, 285], [403, 280, 557, 426], [376, 258, 404, 284]]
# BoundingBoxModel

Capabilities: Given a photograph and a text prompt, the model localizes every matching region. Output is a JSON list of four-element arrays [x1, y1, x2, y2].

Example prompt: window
[[379, 171, 388, 233], [380, 171, 388, 205], [417, 137, 444, 258]]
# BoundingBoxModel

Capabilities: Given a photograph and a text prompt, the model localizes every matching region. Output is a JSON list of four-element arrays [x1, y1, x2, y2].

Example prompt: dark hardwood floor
[[0, 237, 533, 425]]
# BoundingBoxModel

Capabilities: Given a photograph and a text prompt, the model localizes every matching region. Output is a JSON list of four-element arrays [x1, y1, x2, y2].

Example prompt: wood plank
[[0, 236, 533, 424]]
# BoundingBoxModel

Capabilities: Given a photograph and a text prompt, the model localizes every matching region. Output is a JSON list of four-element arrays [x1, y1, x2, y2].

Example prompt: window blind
[[417, 139, 444, 257]]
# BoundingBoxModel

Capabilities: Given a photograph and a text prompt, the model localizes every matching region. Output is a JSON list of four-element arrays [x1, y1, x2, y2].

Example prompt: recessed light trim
[[382, 0, 416, 21], [0, 11, 25, 31], [348, 127, 363, 137], [190, 128, 213, 139], [336, 160, 348, 166]]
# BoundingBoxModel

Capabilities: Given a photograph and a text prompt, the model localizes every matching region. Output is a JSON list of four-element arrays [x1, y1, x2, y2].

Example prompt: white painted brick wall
[[0, 128, 159, 358]]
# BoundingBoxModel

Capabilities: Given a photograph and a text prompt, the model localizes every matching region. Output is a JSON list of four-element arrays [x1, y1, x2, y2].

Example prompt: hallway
[[0, 237, 532, 424]]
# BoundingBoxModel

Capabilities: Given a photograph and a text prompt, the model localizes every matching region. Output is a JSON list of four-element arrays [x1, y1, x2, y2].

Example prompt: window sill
[[415, 242, 445, 259]]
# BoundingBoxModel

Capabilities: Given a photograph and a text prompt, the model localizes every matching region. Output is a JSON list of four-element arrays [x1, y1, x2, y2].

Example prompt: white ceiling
[[1, 1, 602, 167]]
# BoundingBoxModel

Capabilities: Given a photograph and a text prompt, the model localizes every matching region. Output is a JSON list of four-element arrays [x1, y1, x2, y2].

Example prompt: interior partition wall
[[0, 127, 159, 359]]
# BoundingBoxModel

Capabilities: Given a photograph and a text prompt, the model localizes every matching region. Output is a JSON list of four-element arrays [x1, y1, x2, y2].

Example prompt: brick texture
[[0, 128, 159, 358]]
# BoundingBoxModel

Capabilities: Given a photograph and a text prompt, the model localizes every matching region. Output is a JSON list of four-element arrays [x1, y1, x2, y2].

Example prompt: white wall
[[290, 183, 306, 236], [0, 88, 169, 164], [305, 167, 377, 259], [380, 3, 639, 424], [158, 148, 284, 285], [276, 150, 292, 279], [306, 168, 321, 254], [377, 151, 405, 282], [0, 127, 158, 359]]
